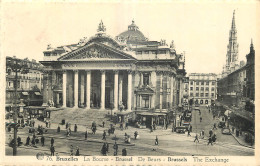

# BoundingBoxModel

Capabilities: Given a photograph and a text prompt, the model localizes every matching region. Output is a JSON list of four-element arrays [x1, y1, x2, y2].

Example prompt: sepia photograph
[[1, 1, 259, 165]]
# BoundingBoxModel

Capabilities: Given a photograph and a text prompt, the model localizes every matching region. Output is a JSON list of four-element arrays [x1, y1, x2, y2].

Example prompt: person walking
[[57, 125, 60, 133], [187, 129, 191, 136], [134, 131, 138, 140], [200, 117, 202, 122], [75, 146, 80, 156], [155, 136, 159, 145], [201, 130, 205, 139], [122, 148, 127, 156], [26, 136, 30, 146], [50, 145, 55, 156], [102, 121, 105, 128], [41, 136, 45, 146], [101, 143, 107, 156], [70, 145, 74, 156], [213, 123, 217, 130], [113, 141, 118, 156], [102, 130, 107, 140], [74, 124, 77, 132], [194, 134, 199, 143], [209, 129, 213, 137], [66, 122, 68, 129], [31, 137, 35, 146], [207, 137, 213, 146], [190, 125, 193, 132], [51, 137, 54, 146]]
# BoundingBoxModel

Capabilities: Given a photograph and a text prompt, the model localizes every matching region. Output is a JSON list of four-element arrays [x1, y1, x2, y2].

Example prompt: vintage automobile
[[175, 126, 186, 133], [221, 127, 231, 135], [218, 121, 226, 128]]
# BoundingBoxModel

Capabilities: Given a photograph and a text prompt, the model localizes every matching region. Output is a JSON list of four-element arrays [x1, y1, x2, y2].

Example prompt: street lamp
[[6, 57, 29, 156]]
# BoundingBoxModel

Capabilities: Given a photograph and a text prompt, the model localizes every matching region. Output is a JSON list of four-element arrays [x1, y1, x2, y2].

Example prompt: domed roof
[[117, 20, 147, 42]]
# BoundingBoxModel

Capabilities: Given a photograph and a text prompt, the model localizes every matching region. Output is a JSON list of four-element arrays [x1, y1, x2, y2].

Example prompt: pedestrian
[[93, 126, 96, 134], [41, 136, 45, 146], [113, 141, 118, 156], [200, 117, 202, 122], [134, 131, 138, 140], [232, 126, 235, 133], [57, 125, 60, 133], [102, 121, 105, 128], [207, 137, 213, 145], [106, 142, 109, 153], [26, 136, 30, 146], [70, 145, 74, 156], [213, 123, 217, 130], [17, 136, 22, 146], [85, 130, 88, 140], [75, 146, 80, 156], [209, 129, 213, 137], [187, 129, 191, 136], [194, 134, 199, 143], [31, 137, 35, 146], [32, 120, 35, 127], [74, 124, 77, 132], [190, 125, 193, 132], [50, 145, 55, 156], [101, 143, 107, 156], [201, 130, 205, 139], [102, 130, 107, 140], [49, 120, 51, 128], [155, 136, 159, 145], [51, 137, 54, 146], [166, 122, 168, 129], [66, 122, 68, 129], [120, 123, 123, 130], [122, 148, 127, 156], [45, 121, 48, 128]]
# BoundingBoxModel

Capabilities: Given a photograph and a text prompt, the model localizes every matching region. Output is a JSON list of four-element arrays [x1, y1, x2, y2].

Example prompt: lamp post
[[6, 57, 29, 156]]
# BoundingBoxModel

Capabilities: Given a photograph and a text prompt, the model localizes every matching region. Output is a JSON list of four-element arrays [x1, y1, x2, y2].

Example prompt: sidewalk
[[229, 125, 254, 149]]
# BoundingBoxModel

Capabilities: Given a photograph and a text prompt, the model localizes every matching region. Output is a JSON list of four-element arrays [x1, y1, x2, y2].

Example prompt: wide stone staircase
[[50, 108, 110, 127]]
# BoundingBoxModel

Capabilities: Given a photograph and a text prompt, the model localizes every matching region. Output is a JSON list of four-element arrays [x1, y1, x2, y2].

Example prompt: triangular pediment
[[58, 42, 135, 61]]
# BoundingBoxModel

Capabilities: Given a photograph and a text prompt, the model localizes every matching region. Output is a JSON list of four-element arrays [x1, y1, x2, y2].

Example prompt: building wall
[[188, 73, 217, 106]]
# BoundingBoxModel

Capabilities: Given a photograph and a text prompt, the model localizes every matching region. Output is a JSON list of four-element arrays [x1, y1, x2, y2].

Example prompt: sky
[[1, 1, 259, 75]]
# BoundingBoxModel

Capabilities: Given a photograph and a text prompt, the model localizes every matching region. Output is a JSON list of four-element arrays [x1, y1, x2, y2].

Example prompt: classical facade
[[40, 21, 186, 112], [188, 73, 217, 106], [6, 56, 43, 107]]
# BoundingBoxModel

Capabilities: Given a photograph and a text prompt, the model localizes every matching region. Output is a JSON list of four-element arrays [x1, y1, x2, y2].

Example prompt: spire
[[250, 38, 254, 53], [231, 10, 236, 29]]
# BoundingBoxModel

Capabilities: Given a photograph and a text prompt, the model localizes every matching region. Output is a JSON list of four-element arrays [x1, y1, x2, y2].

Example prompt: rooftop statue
[[97, 20, 106, 32]]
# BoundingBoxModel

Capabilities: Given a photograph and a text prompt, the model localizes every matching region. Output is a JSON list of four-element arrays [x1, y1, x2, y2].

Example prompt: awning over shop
[[34, 92, 41, 95], [137, 112, 166, 116], [22, 92, 29, 96]]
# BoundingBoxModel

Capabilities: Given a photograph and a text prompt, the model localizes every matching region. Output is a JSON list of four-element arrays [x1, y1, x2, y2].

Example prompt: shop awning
[[34, 92, 41, 95], [22, 92, 29, 96]]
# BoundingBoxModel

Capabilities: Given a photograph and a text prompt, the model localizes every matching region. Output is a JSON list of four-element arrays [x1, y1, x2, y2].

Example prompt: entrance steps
[[50, 107, 109, 126]]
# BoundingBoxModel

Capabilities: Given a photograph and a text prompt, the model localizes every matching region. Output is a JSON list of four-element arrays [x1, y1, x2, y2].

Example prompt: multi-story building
[[6, 56, 44, 107], [40, 20, 186, 113], [188, 73, 217, 106], [245, 39, 255, 101]]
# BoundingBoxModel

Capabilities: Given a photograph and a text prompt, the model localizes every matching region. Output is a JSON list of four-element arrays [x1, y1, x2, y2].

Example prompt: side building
[[188, 73, 217, 106], [6, 56, 44, 110]]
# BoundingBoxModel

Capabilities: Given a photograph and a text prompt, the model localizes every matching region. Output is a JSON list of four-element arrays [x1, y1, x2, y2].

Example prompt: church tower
[[224, 10, 239, 74]]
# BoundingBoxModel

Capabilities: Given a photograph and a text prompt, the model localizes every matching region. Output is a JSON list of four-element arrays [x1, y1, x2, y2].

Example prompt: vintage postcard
[[0, 0, 259, 165]]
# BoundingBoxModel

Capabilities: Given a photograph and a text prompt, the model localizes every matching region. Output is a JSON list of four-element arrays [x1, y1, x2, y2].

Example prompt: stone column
[[86, 71, 91, 109], [139, 72, 143, 87], [74, 70, 78, 108], [179, 78, 182, 107], [169, 75, 173, 109], [80, 73, 85, 106], [101, 70, 106, 109], [127, 70, 132, 111], [114, 70, 119, 110], [160, 72, 163, 110], [118, 74, 123, 105], [42, 72, 49, 106], [57, 93, 59, 105], [62, 71, 67, 107]]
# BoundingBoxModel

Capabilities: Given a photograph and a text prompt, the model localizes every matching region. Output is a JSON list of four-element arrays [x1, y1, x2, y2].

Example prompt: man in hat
[[75, 146, 80, 156], [113, 141, 118, 156]]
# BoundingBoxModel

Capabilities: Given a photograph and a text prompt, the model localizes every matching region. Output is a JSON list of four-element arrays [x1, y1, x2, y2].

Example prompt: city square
[[2, 2, 257, 163]]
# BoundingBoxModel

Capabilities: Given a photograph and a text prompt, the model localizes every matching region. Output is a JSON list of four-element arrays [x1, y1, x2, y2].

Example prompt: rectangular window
[[158, 50, 166, 54], [196, 93, 199, 97], [200, 93, 204, 97], [206, 81, 209, 85], [201, 87, 204, 91], [142, 95, 149, 108], [196, 87, 199, 91], [205, 93, 209, 97], [201, 81, 204, 85], [196, 81, 199, 85], [211, 87, 215, 91], [190, 87, 193, 91], [190, 81, 193, 85], [212, 81, 215, 85], [144, 51, 149, 54], [143, 73, 150, 86], [136, 51, 142, 55], [190, 93, 193, 97], [211, 93, 215, 97], [206, 87, 209, 91]]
